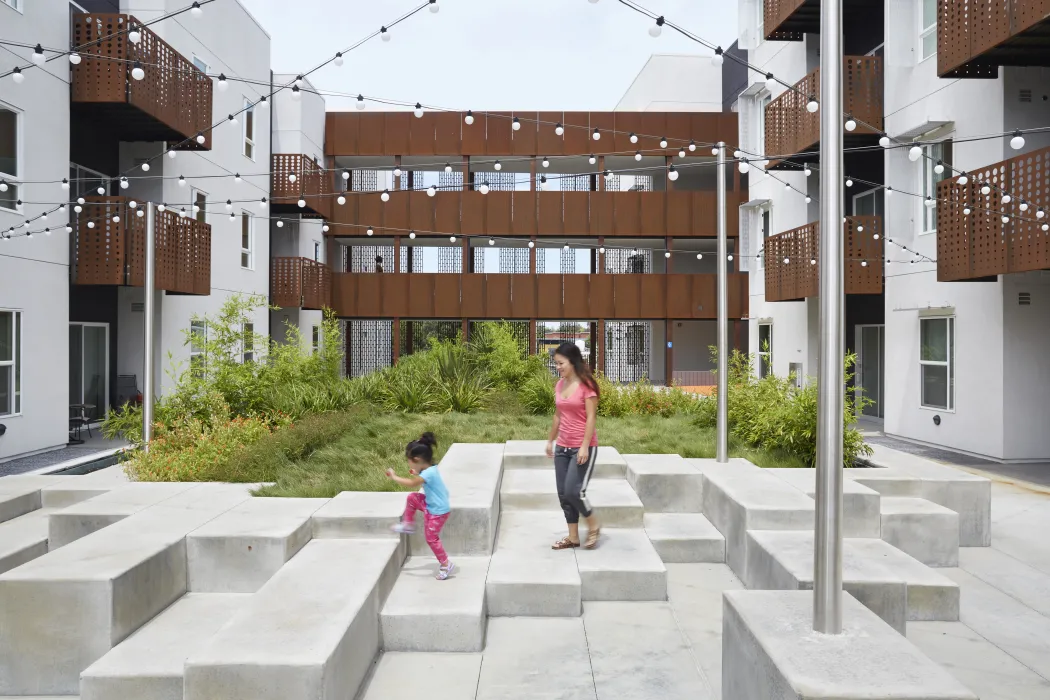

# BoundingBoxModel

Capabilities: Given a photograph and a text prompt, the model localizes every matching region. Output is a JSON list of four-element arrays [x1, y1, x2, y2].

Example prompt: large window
[[0, 310, 21, 416], [920, 0, 937, 61], [240, 212, 253, 269], [920, 316, 954, 410], [243, 98, 255, 160], [758, 323, 772, 378], [757, 93, 771, 162], [920, 140, 952, 234], [0, 104, 20, 212]]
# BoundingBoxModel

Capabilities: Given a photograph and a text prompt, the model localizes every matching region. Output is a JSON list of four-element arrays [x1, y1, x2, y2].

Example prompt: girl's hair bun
[[418, 432, 437, 447]]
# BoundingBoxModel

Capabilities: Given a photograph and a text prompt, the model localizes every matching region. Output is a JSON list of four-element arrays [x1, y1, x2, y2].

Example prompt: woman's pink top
[[555, 379, 598, 448]]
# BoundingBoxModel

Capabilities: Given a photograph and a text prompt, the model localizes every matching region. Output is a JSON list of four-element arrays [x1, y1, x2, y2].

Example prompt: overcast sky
[[240, 0, 738, 112]]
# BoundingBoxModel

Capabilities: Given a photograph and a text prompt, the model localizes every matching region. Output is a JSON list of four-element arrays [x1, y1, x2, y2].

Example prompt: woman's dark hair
[[553, 342, 600, 398], [406, 431, 437, 463]]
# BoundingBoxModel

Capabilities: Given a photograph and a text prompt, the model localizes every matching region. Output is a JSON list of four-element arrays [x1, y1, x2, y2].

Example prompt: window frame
[[243, 98, 256, 161], [757, 204, 771, 269], [313, 240, 321, 262], [757, 322, 773, 379], [0, 309, 22, 417], [919, 0, 937, 62], [756, 91, 772, 163], [240, 211, 254, 270], [242, 322, 254, 363], [0, 101, 22, 213], [919, 316, 954, 412], [756, 0, 765, 45], [919, 140, 951, 235], [311, 325, 321, 355], [192, 55, 209, 75], [1, 0, 23, 13], [191, 187, 207, 224]]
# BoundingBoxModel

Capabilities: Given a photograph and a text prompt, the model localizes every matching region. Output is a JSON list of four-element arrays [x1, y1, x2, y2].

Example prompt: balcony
[[272, 257, 332, 310], [330, 272, 749, 320], [936, 146, 1050, 281], [329, 190, 740, 238], [763, 216, 884, 302], [271, 154, 332, 220], [762, 0, 883, 41], [938, 0, 1050, 78], [72, 197, 211, 295], [765, 56, 883, 169], [71, 14, 213, 149]]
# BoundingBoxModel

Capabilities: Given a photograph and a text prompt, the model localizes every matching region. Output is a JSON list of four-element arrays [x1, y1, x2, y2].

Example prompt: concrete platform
[[79, 593, 249, 700], [746, 530, 960, 629], [0, 485, 253, 695], [380, 556, 489, 652], [47, 482, 200, 549], [698, 460, 815, 586], [575, 528, 666, 601], [186, 497, 328, 592], [880, 496, 960, 567], [503, 440, 627, 478], [722, 590, 978, 700], [0, 476, 54, 524], [38, 466, 130, 509], [418, 443, 503, 556], [624, 454, 704, 513], [586, 478, 644, 527], [0, 507, 54, 575], [310, 491, 405, 539], [358, 652, 483, 700], [766, 468, 882, 538], [499, 470, 643, 527], [643, 513, 725, 563], [499, 468, 560, 511], [486, 511, 581, 617], [183, 539, 401, 700], [475, 617, 597, 700]]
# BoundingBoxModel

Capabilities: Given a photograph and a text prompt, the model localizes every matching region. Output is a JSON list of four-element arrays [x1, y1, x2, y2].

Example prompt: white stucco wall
[[615, 54, 723, 112]]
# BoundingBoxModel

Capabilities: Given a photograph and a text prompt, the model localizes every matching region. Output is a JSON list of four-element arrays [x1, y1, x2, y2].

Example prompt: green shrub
[[225, 411, 361, 483], [470, 322, 542, 389], [520, 370, 555, 415], [595, 373, 628, 417], [435, 374, 492, 414]]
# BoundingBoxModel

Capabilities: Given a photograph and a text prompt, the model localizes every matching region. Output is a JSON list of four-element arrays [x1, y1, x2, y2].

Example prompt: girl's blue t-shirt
[[420, 465, 450, 515]]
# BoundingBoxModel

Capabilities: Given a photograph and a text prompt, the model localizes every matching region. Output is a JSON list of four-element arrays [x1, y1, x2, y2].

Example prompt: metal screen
[[349, 245, 410, 273], [467, 321, 531, 359], [604, 247, 652, 274], [537, 321, 592, 376], [399, 320, 462, 356], [345, 320, 393, 377], [604, 321, 651, 383]]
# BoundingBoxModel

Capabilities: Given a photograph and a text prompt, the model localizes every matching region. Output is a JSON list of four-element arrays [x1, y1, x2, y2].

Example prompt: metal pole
[[814, 0, 845, 633], [716, 142, 729, 463], [142, 202, 156, 451]]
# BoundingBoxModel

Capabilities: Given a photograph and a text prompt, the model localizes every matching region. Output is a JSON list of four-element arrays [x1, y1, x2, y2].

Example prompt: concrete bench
[[643, 513, 725, 563], [0, 506, 55, 575], [80, 592, 250, 700], [0, 474, 69, 524], [381, 556, 489, 652], [39, 466, 131, 508], [879, 496, 960, 567], [311, 491, 406, 539], [498, 469, 643, 527], [575, 528, 666, 601], [624, 454, 704, 512], [186, 497, 329, 592], [766, 467, 882, 537], [697, 459, 815, 586], [48, 482, 200, 548], [421, 443, 503, 556], [503, 440, 627, 478], [183, 538, 401, 700], [0, 484, 252, 695]]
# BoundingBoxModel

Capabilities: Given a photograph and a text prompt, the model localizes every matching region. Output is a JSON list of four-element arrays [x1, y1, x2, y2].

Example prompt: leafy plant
[[519, 370, 556, 415]]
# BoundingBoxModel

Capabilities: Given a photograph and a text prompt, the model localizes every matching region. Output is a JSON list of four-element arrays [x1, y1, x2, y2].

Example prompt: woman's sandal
[[584, 527, 601, 549], [552, 537, 580, 550]]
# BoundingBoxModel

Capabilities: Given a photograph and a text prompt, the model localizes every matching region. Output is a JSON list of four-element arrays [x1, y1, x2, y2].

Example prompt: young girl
[[545, 342, 601, 550], [387, 432, 454, 580]]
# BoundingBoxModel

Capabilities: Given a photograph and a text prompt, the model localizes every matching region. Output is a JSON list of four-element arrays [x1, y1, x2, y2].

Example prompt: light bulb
[[678, 149, 686, 158], [542, 157, 549, 168], [356, 94, 366, 110], [235, 173, 242, 184], [807, 97, 819, 113], [11, 68, 24, 84], [334, 52, 344, 67], [225, 200, 233, 211], [665, 251, 671, 258], [494, 161, 502, 171], [381, 190, 390, 202], [540, 175, 548, 190], [668, 165, 679, 181], [805, 196, 812, 203], [659, 137, 668, 148], [414, 103, 424, 119], [298, 198, 307, 208], [129, 201, 137, 209], [886, 187, 893, 197], [528, 241, 535, 248], [141, 162, 150, 172], [846, 178, 853, 187], [381, 26, 390, 41], [409, 231, 416, 239], [61, 178, 69, 190], [276, 220, 283, 228], [87, 221, 95, 229], [288, 173, 297, 183], [32, 44, 45, 66], [925, 197, 935, 208], [555, 123, 564, 136], [1010, 130, 1025, 150], [712, 147, 719, 156], [427, 184, 437, 197], [367, 227, 374, 236], [393, 166, 402, 178], [738, 160, 750, 174], [592, 128, 601, 141], [78, 197, 85, 205], [1002, 194, 1012, 204], [958, 173, 969, 185], [908, 145, 922, 161], [337, 195, 346, 205], [635, 151, 642, 161], [765, 73, 776, 91], [1037, 209, 1045, 220], [96, 186, 105, 195], [168, 150, 177, 159], [75, 205, 83, 213], [879, 134, 891, 148], [190, 2, 203, 18], [845, 116, 857, 131], [464, 110, 474, 125], [599, 247, 605, 254], [479, 183, 490, 195], [728, 254, 734, 261], [260, 198, 267, 209], [1020, 201, 1029, 212], [196, 132, 205, 144], [564, 244, 570, 251], [733, 149, 742, 159], [1043, 223, 1049, 232], [179, 208, 187, 218], [785, 182, 791, 190], [649, 17, 664, 37], [963, 206, 971, 216], [629, 132, 638, 144], [218, 74, 228, 91], [858, 225, 864, 232], [873, 233, 879, 240], [429, 0, 440, 13], [861, 260, 868, 267], [229, 213, 236, 221], [229, 114, 238, 126], [1002, 215, 1011, 224], [178, 176, 186, 187], [121, 177, 130, 189], [981, 183, 991, 195], [490, 238, 496, 246], [291, 86, 301, 101], [449, 236, 456, 243], [445, 163, 452, 173], [604, 170, 613, 180], [783, 257, 790, 264], [41, 212, 47, 220], [688, 140, 697, 152], [588, 155, 596, 165], [512, 117, 521, 131], [66, 224, 74, 231], [712, 49, 723, 67], [129, 26, 141, 44], [803, 166, 812, 177], [696, 253, 703, 260], [69, 52, 82, 65]]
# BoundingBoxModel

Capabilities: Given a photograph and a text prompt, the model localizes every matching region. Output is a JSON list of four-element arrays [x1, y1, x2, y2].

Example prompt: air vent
[[132, 302, 145, 312], [1020, 89, 1032, 103], [1018, 292, 1032, 306]]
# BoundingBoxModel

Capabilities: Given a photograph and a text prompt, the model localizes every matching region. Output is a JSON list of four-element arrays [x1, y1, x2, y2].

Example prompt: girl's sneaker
[[390, 521, 416, 535], [436, 561, 455, 580]]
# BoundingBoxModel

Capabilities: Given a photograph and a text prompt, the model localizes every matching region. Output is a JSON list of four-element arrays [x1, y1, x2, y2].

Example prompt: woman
[[545, 342, 601, 550]]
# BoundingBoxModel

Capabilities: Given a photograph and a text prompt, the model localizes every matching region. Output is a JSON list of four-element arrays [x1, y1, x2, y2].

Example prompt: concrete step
[[184, 539, 402, 700], [39, 466, 131, 509], [624, 454, 704, 512], [500, 469, 560, 511], [380, 556, 489, 652], [503, 440, 627, 478], [766, 467, 882, 537], [476, 617, 597, 700], [311, 491, 406, 539], [358, 652, 483, 700], [0, 507, 55, 575], [0, 484, 254, 696], [694, 459, 815, 586], [486, 510, 581, 617], [643, 513, 725, 563], [745, 530, 959, 633], [575, 528, 666, 601], [79, 593, 249, 700], [0, 475, 60, 524], [880, 496, 960, 567], [420, 443, 503, 556], [186, 497, 329, 592], [499, 471, 643, 527]]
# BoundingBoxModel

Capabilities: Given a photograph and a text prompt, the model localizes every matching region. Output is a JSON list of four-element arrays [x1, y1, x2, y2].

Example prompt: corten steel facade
[[937, 0, 1050, 78], [318, 111, 749, 384]]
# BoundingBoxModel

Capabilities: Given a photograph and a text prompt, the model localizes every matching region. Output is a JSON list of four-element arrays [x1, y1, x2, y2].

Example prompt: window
[[192, 189, 207, 224], [192, 56, 209, 74], [311, 325, 321, 355], [920, 0, 936, 61], [789, 362, 803, 389], [920, 317, 954, 410], [242, 323, 254, 363], [1, 0, 23, 12], [189, 321, 206, 378], [920, 140, 952, 234], [313, 241, 321, 262], [0, 104, 20, 211], [756, 0, 765, 44], [243, 99, 255, 160], [0, 311, 21, 416], [240, 212, 253, 269], [757, 206, 771, 268], [758, 323, 772, 378], [853, 188, 885, 218], [757, 93, 771, 161]]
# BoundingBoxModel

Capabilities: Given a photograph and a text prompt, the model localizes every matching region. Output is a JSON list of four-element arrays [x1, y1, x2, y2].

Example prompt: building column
[[597, 236, 605, 274], [405, 322, 414, 355], [665, 236, 673, 273], [597, 155, 606, 191], [461, 319, 469, 343], [462, 156, 470, 191], [530, 158, 537, 191], [529, 319, 537, 356], [529, 236, 536, 273], [665, 155, 674, 191]]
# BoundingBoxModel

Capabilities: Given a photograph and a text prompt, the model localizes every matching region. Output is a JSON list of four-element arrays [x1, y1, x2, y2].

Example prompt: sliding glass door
[[69, 323, 109, 421]]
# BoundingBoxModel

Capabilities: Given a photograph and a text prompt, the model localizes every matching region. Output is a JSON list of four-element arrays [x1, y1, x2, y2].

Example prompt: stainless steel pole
[[142, 202, 156, 451], [716, 142, 729, 463], [814, 0, 845, 633]]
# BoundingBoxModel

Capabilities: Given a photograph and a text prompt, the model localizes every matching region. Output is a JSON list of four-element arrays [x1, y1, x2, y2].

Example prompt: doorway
[[855, 324, 884, 418], [69, 323, 109, 422]]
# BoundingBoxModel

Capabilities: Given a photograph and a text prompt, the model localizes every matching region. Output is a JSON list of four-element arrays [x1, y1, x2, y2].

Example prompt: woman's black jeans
[[554, 445, 598, 524]]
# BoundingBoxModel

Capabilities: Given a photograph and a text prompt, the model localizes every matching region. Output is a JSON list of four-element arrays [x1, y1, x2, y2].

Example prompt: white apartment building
[[735, 0, 1050, 461], [0, 0, 275, 461]]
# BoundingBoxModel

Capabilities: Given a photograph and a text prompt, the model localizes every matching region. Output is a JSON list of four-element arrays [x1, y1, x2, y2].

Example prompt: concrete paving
[[474, 618, 597, 700], [624, 453, 704, 512], [880, 496, 960, 567], [38, 465, 130, 508], [358, 652, 483, 700], [643, 512, 725, 563], [0, 506, 54, 575]]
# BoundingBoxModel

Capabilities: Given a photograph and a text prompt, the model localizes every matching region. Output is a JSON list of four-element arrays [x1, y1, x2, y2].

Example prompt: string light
[[649, 16, 665, 37], [465, 110, 474, 125], [909, 146, 922, 162], [555, 123, 564, 136], [542, 157, 550, 168], [844, 115, 857, 132], [804, 166, 812, 177], [689, 140, 696, 152], [11, 68, 23, 84], [337, 195, 346, 205], [393, 166, 402, 177], [427, 185, 437, 197], [678, 149, 686, 158], [414, 103, 424, 118], [668, 164, 679, 181], [659, 137, 668, 148], [512, 117, 521, 131], [190, 2, 203, 18], [1010, 130, 1025, 150], [334, 52, 344, 67], [31, 44, 45, 66], [592, 128, 601, 141], [629, 132, 638, 144], [381, 189, 390, 202], [381, 26, 391, 41], [445, 162, 453, 173], [589, 155, 597, 165], [879, 134, 891, 148], [291, 86, 301, 101], [367, 226, 374, 236], [765, 73, 776, 91], [807, 96, 819, 113], [712, 48, 723, 67], [738, 159, 750, 174], [129, 24, 141, 44], [409, 231, 416, 239], [934, 160, 944, 175], [356, 94, 366, 110]]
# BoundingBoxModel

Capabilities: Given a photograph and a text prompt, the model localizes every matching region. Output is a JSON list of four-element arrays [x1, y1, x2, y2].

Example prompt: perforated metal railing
[[937, 0, 1050, 78], [271, 154, 332, 219], [271, 258, 331, 309]]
